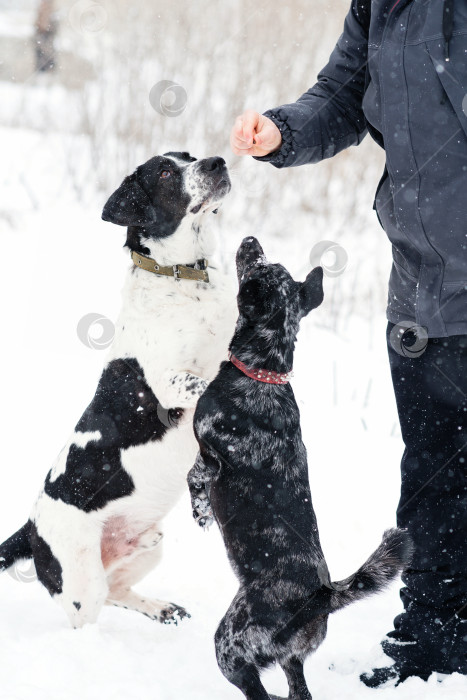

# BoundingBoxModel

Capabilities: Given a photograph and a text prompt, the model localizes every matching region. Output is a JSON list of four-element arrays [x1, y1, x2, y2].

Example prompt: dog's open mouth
[[190, 177, 231, 215]]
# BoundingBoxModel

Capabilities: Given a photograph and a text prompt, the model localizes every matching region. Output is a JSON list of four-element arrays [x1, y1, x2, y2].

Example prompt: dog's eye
[[160, 170, 171, 179]]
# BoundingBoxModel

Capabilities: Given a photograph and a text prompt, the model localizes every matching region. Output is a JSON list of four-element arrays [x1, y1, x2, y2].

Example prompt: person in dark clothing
[[230, 0, 467, 688]]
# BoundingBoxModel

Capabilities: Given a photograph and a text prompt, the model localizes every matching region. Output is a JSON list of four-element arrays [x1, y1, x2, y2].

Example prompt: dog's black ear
[[236, 236, 265, 280], [299, 266, 324, 316], [102, 173, 157, 226]]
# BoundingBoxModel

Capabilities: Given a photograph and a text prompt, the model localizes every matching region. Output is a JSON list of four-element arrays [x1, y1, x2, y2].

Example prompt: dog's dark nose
[[203, 157, 225, 172]]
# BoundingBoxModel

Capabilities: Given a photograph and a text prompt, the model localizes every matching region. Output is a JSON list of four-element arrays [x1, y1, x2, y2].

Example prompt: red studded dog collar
[[229, 353, 292, 385]]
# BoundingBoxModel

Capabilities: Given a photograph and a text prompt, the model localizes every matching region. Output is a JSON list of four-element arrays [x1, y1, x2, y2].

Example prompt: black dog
[[187, 237, 412, 700]]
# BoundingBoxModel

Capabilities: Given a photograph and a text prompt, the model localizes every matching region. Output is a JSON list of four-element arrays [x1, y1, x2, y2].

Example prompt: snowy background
[[0, 1, 466, 699]]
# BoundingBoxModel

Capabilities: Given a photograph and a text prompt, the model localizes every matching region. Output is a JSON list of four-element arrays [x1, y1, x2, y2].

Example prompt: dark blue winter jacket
[[257, 0, 467, 337]]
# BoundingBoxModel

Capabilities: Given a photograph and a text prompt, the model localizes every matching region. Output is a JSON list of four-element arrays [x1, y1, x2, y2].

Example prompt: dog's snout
[[191, 156, 230, 209], [202, 157, 226, 172]]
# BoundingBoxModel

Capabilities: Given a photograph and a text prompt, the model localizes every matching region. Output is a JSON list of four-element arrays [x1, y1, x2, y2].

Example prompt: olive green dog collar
[[131, 250, 209, 283]]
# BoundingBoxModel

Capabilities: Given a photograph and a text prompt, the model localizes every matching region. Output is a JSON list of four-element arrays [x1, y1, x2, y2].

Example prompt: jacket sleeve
[[255, 1, 370, 168]]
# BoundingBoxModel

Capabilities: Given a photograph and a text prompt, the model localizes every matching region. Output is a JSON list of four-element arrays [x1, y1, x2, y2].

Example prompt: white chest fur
[[97, 255, 236, 525], [106, 262, 236, 407]]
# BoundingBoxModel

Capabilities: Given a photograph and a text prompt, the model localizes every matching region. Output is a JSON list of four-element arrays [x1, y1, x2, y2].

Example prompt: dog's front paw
[[159, 603, 191, 625], [192, 495, 214, 529], [195, 513, 214, 529]]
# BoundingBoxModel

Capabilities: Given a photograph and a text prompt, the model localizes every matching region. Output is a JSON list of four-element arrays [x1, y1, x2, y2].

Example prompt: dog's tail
[[320, 528, 413, 613], [0, 521, 33, 571]]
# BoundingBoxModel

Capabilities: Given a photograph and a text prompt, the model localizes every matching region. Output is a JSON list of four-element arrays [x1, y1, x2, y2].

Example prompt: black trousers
[[383, 323, 467, 673]]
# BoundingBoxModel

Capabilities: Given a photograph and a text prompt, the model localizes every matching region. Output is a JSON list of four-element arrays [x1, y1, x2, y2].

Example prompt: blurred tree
[[34, 0, 57, 72], [2, 0, 389, 331]]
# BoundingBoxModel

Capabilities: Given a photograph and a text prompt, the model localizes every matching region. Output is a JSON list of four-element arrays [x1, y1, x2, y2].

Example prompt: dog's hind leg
[[106, 532, 189, 624], [59, 557, 108, 628], [215, 609, 271, 700], [279, 657, 312, 700], [107, 588, 189, 624], [217, 661, 271, 700], [30, 514, 108, 628], [42, 548, 108, 628]]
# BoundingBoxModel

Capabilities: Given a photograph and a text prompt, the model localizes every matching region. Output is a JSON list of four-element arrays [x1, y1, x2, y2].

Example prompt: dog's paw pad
[[159, 603, 191, 625]]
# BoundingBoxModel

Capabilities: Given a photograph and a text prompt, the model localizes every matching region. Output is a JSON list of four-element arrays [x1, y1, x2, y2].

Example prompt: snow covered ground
[[1, 145, 466, 700], [1, 11, 466, 696]]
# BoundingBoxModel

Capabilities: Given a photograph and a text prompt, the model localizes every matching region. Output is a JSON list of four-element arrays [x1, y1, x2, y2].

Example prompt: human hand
[[230, 110, 282, 157]]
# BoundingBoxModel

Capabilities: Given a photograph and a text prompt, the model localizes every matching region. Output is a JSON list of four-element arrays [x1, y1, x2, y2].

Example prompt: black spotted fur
[[44, 358, 167, 513], [188, 236, 413, 700]]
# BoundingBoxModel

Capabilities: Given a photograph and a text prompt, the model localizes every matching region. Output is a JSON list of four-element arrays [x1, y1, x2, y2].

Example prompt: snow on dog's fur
[[0, 152, 237, 628], [188, 237, 413, 700]]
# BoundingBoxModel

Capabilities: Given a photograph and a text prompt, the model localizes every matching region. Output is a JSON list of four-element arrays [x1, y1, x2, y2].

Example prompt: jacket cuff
[[252, 110, 294, 168]]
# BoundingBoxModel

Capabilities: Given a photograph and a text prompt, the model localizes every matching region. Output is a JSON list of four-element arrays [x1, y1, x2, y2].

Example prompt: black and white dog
[[0, 152, 237, 628], [188, 237, 413, 700]]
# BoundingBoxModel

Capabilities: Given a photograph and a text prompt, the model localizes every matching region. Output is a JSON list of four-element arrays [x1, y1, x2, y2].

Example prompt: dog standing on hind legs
[[0, 152, 237, 628], [188, 236, 413, 700]]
